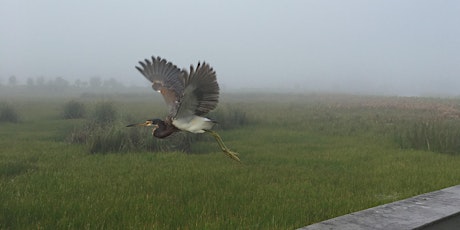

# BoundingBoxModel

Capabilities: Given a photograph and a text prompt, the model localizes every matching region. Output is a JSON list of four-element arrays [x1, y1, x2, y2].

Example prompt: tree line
[[2, 75, 126, 89]]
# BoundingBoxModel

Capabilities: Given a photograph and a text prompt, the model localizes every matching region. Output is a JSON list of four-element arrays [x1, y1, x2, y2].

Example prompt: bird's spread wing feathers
[[136, 56, 219, 118], [135, 56, 185, 115], [175, 62, 219, 118]]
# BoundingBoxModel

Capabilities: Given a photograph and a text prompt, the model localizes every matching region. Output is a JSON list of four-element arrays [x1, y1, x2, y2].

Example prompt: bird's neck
[[153, 120, 178, 138]]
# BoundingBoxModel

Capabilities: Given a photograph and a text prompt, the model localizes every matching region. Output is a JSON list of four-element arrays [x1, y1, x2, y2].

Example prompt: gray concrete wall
[[298, 185, 460, 230]]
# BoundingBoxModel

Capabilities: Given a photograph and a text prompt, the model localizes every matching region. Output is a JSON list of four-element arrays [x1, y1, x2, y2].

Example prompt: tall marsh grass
[[210, 104, 249, 130], [394, 118, 460, 155]]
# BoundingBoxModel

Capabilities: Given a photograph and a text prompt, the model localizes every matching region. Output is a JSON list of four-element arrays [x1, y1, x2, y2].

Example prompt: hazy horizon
[[1, 0, 459, 96]]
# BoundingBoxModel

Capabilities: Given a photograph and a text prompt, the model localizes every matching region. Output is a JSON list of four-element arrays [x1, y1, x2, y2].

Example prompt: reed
[[0, 102, 20, 123]]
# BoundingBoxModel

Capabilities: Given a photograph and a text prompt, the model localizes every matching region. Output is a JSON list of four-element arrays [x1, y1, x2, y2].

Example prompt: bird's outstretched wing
[[174, 62, 220, 119], [135, 56, 185, 116]]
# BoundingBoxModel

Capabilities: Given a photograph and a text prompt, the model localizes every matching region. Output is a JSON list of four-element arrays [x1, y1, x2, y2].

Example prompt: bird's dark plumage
[[135, 56, 219, 119]]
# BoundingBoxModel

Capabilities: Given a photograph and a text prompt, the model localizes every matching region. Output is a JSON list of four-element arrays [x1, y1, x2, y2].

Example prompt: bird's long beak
[[126, 122, 150, 127], [126, 121, 159, 129], [126, 123, 140, 127]]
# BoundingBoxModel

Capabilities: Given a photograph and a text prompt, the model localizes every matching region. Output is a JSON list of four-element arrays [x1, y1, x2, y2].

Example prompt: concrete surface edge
[[298, 185, 460, 230]]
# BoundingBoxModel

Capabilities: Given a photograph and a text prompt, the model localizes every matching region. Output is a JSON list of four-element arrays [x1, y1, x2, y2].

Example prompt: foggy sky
[[1, 0, 459, 96]]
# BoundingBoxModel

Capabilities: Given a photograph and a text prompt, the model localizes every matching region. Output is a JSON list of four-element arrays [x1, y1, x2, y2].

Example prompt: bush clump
[[63, 100, 86, 119], [0, 103, 20, 123], [90, 102, 117, 125]]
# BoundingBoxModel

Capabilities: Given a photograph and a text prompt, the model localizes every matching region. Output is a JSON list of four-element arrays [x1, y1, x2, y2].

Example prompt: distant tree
[[36, 76, 45, 86], [74, 79, 82, 88], [89, 76, 102, 88], [8, 75, 17, 86], [53, 77, 69, 88], [26, 77, 35, 88], [45, 77, 70, 92], [103, 78, 123, 88]]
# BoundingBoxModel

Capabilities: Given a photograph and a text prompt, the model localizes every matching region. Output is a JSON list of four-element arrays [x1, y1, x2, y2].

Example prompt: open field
[[2, 93, 460, 229]]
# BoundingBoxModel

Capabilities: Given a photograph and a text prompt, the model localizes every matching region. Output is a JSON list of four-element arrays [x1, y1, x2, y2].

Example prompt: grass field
[[2, 93, 460, 229]]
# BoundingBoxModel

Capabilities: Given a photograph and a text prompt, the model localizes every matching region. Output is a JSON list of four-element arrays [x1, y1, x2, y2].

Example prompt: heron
[[126, 56, 240, 162]]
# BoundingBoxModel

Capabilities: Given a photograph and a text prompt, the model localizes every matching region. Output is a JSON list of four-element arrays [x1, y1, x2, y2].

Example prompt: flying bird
[[127, 56, 240, 162]]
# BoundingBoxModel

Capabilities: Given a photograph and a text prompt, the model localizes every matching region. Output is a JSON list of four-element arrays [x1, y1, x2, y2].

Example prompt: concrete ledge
[[298, 185, 460, 230]]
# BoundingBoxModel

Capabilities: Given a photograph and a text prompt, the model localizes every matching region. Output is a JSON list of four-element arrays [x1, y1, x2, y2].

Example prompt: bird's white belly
[[172, 116, 214, 133]]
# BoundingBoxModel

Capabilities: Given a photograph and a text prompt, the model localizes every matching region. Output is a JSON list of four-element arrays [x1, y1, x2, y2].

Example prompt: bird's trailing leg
[[205, 130, 241, 162]]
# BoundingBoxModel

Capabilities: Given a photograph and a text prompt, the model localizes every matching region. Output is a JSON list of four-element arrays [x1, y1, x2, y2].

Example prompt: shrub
[[63, 100, 86, 119], [90, 102, 117, 125], [0, 103, 20, 123]]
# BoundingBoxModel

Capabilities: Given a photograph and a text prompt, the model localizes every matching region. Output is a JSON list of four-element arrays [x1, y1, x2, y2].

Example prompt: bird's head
[[127, 118, 174, 138]]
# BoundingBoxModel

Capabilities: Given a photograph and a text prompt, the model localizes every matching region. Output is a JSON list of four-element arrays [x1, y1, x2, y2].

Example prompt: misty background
[[1, 0, 459, 96]]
